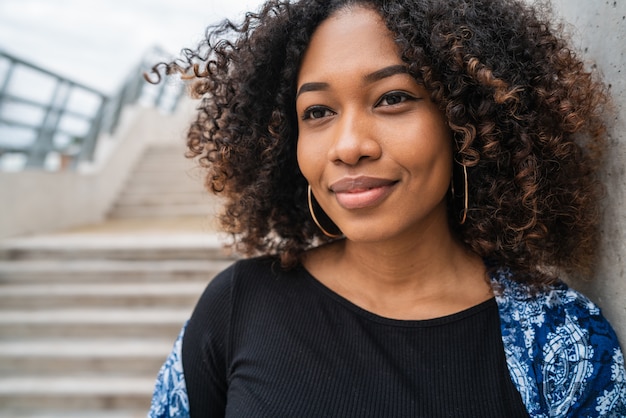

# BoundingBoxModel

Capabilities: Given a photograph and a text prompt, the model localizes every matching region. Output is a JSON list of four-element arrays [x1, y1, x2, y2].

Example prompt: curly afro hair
[[150, 0, 608, 286]]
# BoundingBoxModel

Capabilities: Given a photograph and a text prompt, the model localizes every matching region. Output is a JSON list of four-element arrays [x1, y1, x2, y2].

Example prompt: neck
[[342, 227, 470, 290], [305, 217, 491, 320]]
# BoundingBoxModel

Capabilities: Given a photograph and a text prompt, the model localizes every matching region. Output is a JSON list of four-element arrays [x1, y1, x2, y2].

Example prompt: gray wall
[[548, 0, 626, 343]]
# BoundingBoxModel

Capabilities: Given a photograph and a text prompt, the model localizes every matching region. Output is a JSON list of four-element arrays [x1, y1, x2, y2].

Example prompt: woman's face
[[296, 7, 453, 243]]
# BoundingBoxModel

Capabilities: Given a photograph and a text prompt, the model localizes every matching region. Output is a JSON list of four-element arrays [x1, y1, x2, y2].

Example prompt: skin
[[296, 6, 492, 320]]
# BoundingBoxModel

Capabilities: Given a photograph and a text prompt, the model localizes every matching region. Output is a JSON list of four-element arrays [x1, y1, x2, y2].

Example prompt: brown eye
[[376, 91, 416, 107], [302, 106, 335, 120]]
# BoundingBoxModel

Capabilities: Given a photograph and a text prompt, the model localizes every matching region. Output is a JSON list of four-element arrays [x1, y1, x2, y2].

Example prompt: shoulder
[[492, 268, 626, 417], [196, 256, 283, 301], [211, 256, 285, 285], [493, 269, 605, 334], [149, 257, 305, 417], [492, 269, 618, 352], [190, 255, 307, 327]]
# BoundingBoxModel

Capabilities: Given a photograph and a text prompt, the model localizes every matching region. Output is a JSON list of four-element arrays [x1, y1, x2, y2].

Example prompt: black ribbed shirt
[[182, 257, 529, 417]]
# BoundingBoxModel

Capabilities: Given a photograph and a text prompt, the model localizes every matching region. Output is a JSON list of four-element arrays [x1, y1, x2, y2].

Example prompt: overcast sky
[[0, 0, 263, 94]]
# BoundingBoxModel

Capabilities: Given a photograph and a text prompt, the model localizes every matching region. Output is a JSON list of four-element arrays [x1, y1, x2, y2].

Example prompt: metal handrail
[[0, 47, 184, 171]]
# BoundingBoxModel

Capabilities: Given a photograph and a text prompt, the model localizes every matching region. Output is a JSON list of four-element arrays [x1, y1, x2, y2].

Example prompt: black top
[[182, 257, 529, 417]]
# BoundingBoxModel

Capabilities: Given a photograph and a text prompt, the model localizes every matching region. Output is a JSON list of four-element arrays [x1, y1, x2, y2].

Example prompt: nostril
[[329, 135, 382, 166]]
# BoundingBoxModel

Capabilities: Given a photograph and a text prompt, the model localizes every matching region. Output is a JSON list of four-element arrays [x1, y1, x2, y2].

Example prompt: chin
[[340, 226, 397, 244]]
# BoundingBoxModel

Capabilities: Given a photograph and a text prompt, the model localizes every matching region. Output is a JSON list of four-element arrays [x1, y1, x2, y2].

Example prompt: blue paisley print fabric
[[148, 271, 626, 417], [148, 323, 190, 418], [493, 269, 626, 417]]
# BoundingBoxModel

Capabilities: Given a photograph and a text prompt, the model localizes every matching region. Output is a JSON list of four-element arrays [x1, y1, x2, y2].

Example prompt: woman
[[149, 0, 626, 416]]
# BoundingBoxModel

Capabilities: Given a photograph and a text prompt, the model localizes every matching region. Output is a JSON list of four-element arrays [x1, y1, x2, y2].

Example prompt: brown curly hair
[[150, 0, 608, 286]]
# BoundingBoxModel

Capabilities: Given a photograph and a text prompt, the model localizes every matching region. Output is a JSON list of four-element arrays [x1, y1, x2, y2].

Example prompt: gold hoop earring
[[450, 161, 468, 225], [307, 185, 343, 239]]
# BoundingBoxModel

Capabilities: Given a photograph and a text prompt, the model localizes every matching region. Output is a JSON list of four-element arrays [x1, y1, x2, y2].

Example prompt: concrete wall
[[0, 101, 194, 239], [548, 0, 626, 342]]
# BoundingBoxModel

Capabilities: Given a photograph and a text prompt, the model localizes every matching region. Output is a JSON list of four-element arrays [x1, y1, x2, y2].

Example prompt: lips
[[329, 176, 397, 209]]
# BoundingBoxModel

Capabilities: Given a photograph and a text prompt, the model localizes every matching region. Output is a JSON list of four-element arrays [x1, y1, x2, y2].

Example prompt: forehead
[[297, 7, 402, 84]]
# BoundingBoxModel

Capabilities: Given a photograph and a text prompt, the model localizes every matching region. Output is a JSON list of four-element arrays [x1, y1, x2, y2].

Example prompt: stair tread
[[109, 206, 213, 217], [0, 282, 206, 296], [0, 411, 146, 418], [0, 376, 154, 395], [0, 308, 189, 323], [0, 232, 225, 250], [0, 259, 224, 273], [0, 339, 172, 357]]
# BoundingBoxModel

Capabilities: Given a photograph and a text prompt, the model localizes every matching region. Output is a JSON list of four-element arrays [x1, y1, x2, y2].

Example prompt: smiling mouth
[[330, 177, 397, 209]]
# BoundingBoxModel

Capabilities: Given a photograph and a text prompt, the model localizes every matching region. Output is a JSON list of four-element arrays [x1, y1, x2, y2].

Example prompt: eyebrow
[[296, 82, 329, 98], [296, 64, 409, 98], [364, 64, 408, 83]]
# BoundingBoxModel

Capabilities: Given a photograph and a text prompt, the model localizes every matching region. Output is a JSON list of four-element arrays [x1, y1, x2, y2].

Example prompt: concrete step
[[0, 339, 171, 376], [135, 148, 192, 157], [132, 157, 199, 170], [0, 376, 153, 411], [118, 180, 205, 194], [132, 158, 198, 169], [126, 161, 202, 172], [0, 308, 188, 339], [123, 172, 204, 187], [0, 245, 226, 261], [0, 259, 230, 284], [0, 233, 232, 261], [140, 147, 188, 158], [0, 410, 147, 418], [0, 282, 206, 309], [114, 191, 211, 206], [109, 204, 214, 219]]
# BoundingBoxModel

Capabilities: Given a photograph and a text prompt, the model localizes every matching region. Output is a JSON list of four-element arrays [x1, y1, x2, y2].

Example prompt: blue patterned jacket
[[148, 269, 626, 417]]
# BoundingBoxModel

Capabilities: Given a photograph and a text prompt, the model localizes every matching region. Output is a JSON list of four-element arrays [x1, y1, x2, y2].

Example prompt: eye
[[302, 106, 335, 120], [375, 91, 416, 107]]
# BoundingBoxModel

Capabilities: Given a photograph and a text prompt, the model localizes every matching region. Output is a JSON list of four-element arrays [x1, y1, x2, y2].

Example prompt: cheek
[[430, 133, 454, 194], [296, 134, 326, 183], [296, 137, 309, 180], [391, 118, 453, 169], [426, 132, 454, 183]]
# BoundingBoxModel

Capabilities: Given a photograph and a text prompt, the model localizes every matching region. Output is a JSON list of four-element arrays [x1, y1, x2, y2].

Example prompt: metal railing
[[0, 47, 184, 171]]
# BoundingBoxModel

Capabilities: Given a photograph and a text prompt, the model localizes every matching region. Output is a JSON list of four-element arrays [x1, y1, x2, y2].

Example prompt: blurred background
[[0, 1, 259, 417], [0, 0, 624, 417], [0, 0, 263, 93], [0, 0, 263, 172]]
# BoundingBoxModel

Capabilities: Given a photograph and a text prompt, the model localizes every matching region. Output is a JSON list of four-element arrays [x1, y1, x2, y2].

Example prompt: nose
[[327, 111, 382, 165]]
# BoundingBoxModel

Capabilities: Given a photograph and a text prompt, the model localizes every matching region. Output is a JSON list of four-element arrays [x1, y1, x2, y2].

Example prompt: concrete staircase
[[108, 145, 218, 220], [0, 144, 232, 417]]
